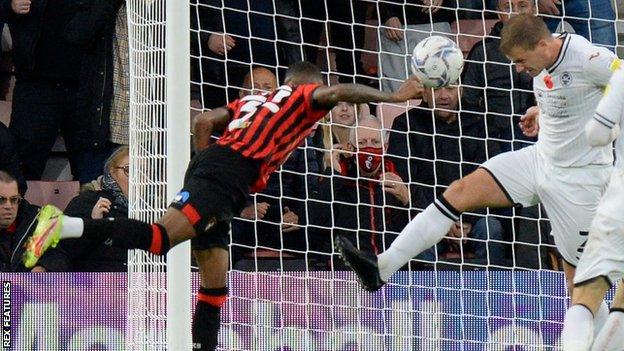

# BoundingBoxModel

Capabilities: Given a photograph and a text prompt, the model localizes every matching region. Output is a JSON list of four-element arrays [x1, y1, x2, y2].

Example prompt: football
[[410, 35, 464, 88]]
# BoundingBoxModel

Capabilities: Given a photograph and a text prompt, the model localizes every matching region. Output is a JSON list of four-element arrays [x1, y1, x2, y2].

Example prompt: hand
[[446, 221, 472, 241], [192, 112, 213, 152], [393, 76, 424, 102], [421, 0, 444, 14], [208, 33, 236, 56], [538, 0, 561, 15], [330, 143, 352, 173], [11, 0, 30, 14], [384, 17, 404, 42], [91, 197, 112, 219], [31, 266, 46, 272], [519, 106, 540, 137], [383, 172, 410, 206], [282, 207, 299, 233], [240, 202, 270, 220]]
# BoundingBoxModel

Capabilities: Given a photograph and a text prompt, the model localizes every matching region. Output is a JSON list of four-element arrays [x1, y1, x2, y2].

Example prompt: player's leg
[[22, 204, 184, 268], [592, 281, 624, 351], [561, 276, 611, 351], [336, 167, 515, 290], [191, 221, 231, 351], [337, 147, 541, 291], [560, 205, 624, 350]]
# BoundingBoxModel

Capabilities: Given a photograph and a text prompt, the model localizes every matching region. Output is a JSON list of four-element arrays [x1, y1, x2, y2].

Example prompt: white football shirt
[[533, 33, 617, 167]]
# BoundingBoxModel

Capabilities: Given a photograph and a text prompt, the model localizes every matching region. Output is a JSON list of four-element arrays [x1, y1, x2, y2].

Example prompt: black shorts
[[169, 145, 260, 250]]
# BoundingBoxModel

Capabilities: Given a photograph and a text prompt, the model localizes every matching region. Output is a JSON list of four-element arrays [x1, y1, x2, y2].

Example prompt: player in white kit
[[336, 13, 616, 328], [561, 64, 624, 351]]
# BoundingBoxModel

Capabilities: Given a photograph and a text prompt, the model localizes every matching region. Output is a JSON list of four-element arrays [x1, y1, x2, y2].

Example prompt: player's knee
[[194, 248, 229, 288]]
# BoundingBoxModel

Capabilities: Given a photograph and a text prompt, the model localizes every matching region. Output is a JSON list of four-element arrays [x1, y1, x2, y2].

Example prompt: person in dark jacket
[[387, 85, 506, 265], [378, 0, 457, 92], [461, 0, 536, 152], [230, 136, 321, 265], [0, 123, 25, 194], [65, 0, 123, 182], [309, 116, 411, 257], [0, 0, 109, 183], [56, 146, 129, 271], [0, 170, 62, 271]]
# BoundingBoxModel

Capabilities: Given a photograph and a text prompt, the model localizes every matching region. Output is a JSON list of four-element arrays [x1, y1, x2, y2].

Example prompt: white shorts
[[574, 170, 624, 285], [481, 145, 611, 265]]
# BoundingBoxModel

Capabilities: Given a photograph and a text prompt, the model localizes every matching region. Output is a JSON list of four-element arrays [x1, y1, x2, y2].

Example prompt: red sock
[[148, 224, 170, 255]]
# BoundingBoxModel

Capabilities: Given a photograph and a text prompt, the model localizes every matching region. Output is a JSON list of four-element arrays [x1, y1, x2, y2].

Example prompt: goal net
[[127, 0, 621, 349]]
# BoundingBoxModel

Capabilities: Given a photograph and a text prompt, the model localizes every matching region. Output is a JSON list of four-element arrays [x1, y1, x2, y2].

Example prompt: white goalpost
[[125, 0, 621, 350], [127, 0, 191, 349]]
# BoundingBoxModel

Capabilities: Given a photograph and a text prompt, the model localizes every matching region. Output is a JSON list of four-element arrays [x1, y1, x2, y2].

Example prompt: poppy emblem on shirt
[[543, 75, 554, 89]]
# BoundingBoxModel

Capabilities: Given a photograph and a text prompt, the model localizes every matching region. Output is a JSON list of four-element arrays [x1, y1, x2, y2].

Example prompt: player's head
[[0, 171, 20, 229], [423, 85, 460, 123], [104, 146, 130, 198], [500, 14, 555, 77], [496, 0, 535, 22], [239, 66, 278, 98], [284, 61, 324, 86], [350, 115, 388, 176]]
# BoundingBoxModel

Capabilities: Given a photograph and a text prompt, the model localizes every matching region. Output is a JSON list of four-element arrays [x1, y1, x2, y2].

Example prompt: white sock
[[593, 301, 609, 337], [378, 200, 456, 282], [591, 310, 624, 351], [60, 216, 84, 239], [561, 304, 594, 351]]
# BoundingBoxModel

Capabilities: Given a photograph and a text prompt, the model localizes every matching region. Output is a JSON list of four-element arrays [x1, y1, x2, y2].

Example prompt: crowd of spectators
[[0, 0, 619, 272]]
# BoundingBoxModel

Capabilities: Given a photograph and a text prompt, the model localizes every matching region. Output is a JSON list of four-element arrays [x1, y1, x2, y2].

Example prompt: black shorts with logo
[[169, 145, 260, 250]]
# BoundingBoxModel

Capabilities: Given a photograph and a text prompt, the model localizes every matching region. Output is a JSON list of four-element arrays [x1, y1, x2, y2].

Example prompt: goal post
[[126, 0, 191, 349], [165, 0, 192, 350]]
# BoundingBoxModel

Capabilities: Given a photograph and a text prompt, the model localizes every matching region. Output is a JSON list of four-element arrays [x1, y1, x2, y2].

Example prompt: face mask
[[357, 147, 383, 173]]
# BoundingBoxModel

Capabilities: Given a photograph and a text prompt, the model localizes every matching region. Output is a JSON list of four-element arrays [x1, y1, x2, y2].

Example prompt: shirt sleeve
[[584, 47, 619, 87], [300, 84, 329, 122], [587, 67, 624, 145], [225, 98, 241, 119]]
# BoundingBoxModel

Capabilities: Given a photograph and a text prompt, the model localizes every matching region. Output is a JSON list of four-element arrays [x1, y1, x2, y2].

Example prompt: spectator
[[67, 0, 124, 183], [378, 0, 456, 92], [0, 122, 25, 194], [309, 115, 410, 258], [191, 0, 281, 108], [238, 66, 278, 98], [298, 0, 370, 84], [0, 65, 13, 126], [387, 85, 506, 265], [230, 135, 321, 266], [1, 0, 90, 182], [109, 1, 130, 148], [539, 0, 616, 51], [0, 170, 63, 271], [315, 102, 361, 172], [56, 146, 130, 271], [462, 0, 536, 152]]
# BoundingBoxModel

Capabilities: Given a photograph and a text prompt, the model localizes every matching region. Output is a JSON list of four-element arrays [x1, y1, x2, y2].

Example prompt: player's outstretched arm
[[585, 118, 620, 146], [192, 107, 231, 152], [312, 76, 423, 109]]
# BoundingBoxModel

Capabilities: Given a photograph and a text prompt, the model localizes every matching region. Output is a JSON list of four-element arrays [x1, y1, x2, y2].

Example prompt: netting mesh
[[128, 0, 622, 349], [127, 0, 168, 349]]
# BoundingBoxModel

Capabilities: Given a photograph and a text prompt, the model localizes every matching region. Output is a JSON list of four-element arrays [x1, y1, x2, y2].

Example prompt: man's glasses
[[0, 196, 21, 206], [115, 165, 130, 176]]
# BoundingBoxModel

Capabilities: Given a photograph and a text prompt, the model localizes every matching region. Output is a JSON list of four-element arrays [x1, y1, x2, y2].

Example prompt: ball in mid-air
[[410, 35, 464, 88]]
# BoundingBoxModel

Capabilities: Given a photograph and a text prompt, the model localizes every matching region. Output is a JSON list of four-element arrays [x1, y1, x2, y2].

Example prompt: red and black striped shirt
[[216, 84, 329, 192]]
